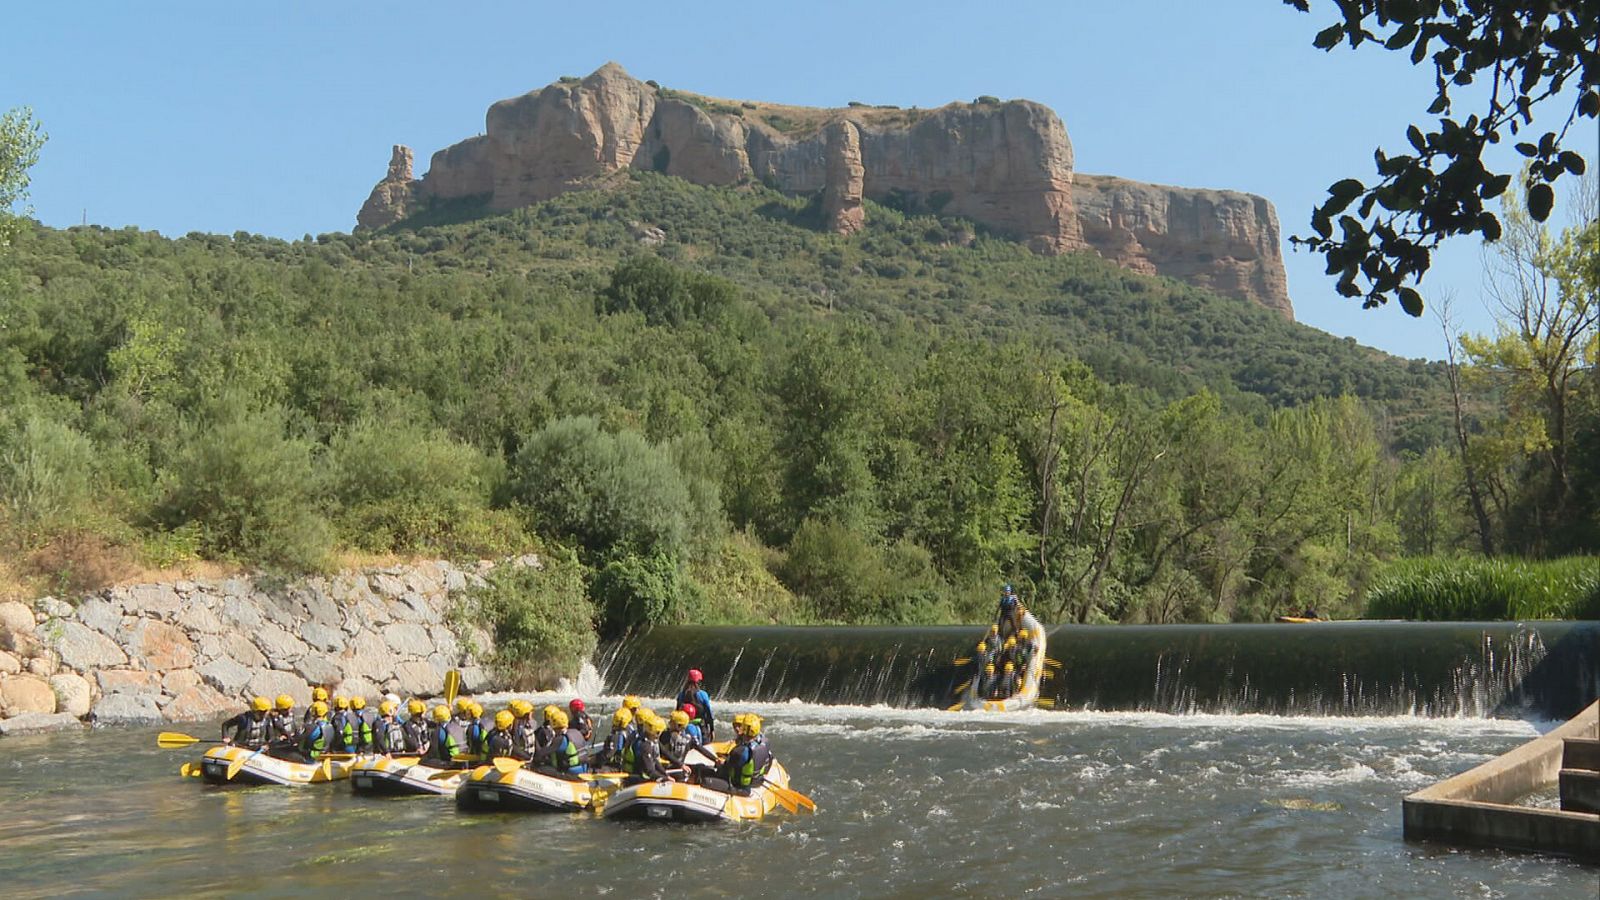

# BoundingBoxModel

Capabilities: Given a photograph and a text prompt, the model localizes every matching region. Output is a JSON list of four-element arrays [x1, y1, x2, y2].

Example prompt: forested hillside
[[0, 173, 1473, 638]]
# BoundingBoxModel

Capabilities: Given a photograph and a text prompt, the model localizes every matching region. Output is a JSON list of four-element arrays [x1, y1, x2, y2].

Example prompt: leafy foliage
[[1285, 0, 1598, 314], [1364, 555, 1600, 619], [463, 553, 597, 688], [0, 106, 46, 246]]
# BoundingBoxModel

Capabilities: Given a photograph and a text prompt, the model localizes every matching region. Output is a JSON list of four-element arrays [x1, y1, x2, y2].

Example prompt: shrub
[[0, 413, 99, 547], [598, 254, 735, 325], [592, 551, 699, 635], [780, 517, 953, 623], [152, 401, 330, 571], [465, 552, 596, 688], [1363, 556, 1600, 620]]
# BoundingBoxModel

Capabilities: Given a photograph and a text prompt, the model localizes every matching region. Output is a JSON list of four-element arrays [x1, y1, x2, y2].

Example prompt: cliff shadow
[[383, 194, 496, 233]]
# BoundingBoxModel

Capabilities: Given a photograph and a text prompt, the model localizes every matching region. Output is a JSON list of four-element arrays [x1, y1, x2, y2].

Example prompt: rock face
[[355, 145, 417, 230], [356, 63, 1294, 317], [1072, 174, 1292, 319]]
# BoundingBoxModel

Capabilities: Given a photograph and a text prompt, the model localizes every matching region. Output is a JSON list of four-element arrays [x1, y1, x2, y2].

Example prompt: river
[[2, 699, 1595, 897]]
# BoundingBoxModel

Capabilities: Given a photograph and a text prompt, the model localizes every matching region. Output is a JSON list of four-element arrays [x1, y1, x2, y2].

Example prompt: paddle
[[953, 657, 972, 666], [179, 762, 202, 778], [426, 768, 468, 781], [492, 756, 525, 775], [443, 669, 461, 708], [767, 782, 816, 812], [157, 731, 218, 749], [227, 744, 267, 781]]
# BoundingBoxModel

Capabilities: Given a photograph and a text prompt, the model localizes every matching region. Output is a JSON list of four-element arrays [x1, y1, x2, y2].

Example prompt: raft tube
[[601, 758, 793, 823], [199, 745, 355, 786], [955, 611, 1047, 711], [349, 755, 465, 795], [454, 764, 595, 812]]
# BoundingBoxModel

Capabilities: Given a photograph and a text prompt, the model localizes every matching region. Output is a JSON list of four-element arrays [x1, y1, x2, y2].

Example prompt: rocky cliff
[[358, 63, 1293, 318]]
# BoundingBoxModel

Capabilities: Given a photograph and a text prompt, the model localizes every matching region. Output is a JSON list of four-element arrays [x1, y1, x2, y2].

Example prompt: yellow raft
[[954, 611, 1048, 711], [199, 745, 356, 786], [454, 764, 596, 813], [349, 755, 466, 795], [600, 744, 794, 823]]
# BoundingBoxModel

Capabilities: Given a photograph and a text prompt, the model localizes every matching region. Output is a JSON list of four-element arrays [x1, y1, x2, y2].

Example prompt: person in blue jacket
[[676, 668, 715, 740]]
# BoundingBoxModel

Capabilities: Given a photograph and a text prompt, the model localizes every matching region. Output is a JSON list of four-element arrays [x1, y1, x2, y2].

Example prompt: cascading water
[[596, 621, 1600, 719]]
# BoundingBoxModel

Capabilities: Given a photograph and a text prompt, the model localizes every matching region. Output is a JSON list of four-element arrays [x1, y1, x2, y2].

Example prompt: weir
[[598, 621, 1600, 718]]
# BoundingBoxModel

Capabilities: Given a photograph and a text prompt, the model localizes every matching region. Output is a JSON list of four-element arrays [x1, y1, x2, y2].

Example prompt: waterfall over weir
[[597, 621, 1600, 719]]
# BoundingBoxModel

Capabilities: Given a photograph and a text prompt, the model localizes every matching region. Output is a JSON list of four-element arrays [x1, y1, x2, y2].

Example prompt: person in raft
[[221, 696, 274, 749], [425, 705, 468, 767], [402, 699, 431, 754], [528, 706, 589, 778], [349, 696, 375, 752], [661, 709, 702, 778], [372, 700, 406, 754], [271, 700, 330, 763], [568, 698, 593, 741], [266, 694, 300, 743], [700, 713, 772, 796], [678, 702, 705, 744], [676, 669, 716, 740], [624, 713, 671, 785], [595, 708, 634, 771], [996, 584, 1026, 641], [303, 687, 329, 728], [485, 710, 518, 759]]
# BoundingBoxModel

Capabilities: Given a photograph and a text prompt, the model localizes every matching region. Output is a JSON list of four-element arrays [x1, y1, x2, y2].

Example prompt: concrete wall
[[1403, 701, 1600, 861]]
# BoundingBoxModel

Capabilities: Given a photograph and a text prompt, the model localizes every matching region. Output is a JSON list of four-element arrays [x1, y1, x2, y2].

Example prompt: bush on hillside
[[592, 551, 700, 636], [0, 412, 100, 547], [465, 551, 596, 689]]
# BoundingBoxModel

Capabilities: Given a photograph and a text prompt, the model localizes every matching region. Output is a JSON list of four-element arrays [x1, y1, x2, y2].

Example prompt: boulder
[[426, 625, 461, 659], [302, 589, 340, 628], [356, 145, 418, 230], [91, 692, 164, 724], [35, 596, 73, 618], [173, 602, 226, 635], [220, 632, 269, 669], [96, 669, 163, 696], [163, 683, 237, 722], [391, 591, 437, 623], [369, 573, 408, 599], [301, 621, 345, 653], [1, 674, 57, 715], [341, 630, 395, 683], [0, 711, 82, 735], [198, 657, 254, 697], [0, 650, 19, 675], [52, 622, 129, 670], [254, 622, 309, 664], [458, 664, 496, 694], [25, 653, 56, 678], [0, 600, 36, 636], [50, 672, 92, 717], [75, 596, 125, 637], [294, 654, 343, 687], [336, 675, 384, 700], [161, 668, 203, 695], [124, 619, 198, 670], [219, 595, 264, 630], [390, 660, 441, 697], [120, 583, 185, 619], [245, 669, 310, 706], [382, 622, 435, 657]]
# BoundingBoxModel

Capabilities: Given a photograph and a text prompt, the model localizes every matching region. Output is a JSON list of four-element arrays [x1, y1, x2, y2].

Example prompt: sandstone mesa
[[358, 63, 1292, 319]]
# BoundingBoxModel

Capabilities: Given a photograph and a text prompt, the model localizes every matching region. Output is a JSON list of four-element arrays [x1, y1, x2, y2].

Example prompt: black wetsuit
[[220, 711, 271, 748]]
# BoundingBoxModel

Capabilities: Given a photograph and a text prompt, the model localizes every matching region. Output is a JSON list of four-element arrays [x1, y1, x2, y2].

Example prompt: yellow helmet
[[494, 710, 515, 730], [378, 700, 398, 716], [642, 716, 665, 737], [250, 696, 271, 712], [275, 694, 294, 711], [1019, 628, 1031, 639], [454, 697, 473, 714], [977, 641, 988, 653], [622, 695, 642, 711], [510, 699, 533, 717], [989, 623, 999, 633], [312, 687, 329, 702], [612, 708, 633, 728], [310, 700, 329, 717], [1005, 637, 1017, 648], [670, 710, 690, 728], [547, 708, 570, 730], [407, 698, 426, 716], [468, 701, 483, 718], [431, 704, 451, 723], [334, 695, 350, 709], [1004, 661, 1015, 671], [985, 664, 995, 674], [351, 696, 366, 710], [744, 714, 762, 737]]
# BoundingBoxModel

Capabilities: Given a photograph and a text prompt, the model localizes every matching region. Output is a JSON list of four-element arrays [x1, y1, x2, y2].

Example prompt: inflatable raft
[[600, 744, 793, 823], [349, 755, 465, 795], [454, 763, 595, 812], [199, 745, 356, 786], [953, 610, 1048, 711]]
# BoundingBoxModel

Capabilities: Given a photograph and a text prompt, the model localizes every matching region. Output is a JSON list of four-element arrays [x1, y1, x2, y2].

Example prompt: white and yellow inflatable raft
[[954, 611, 1048, 711], [349, 755, 465, 795], [454, 763, 595, 812], [600, 744, 794, 823], [199, 745, 355, 786]]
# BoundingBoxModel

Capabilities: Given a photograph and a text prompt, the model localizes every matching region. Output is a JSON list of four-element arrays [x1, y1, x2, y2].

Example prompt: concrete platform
[[1403, 701, 1600, 862]]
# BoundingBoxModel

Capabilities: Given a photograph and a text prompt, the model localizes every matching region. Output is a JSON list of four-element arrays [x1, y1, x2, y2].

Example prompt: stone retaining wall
[[0, 558, 531, 735]]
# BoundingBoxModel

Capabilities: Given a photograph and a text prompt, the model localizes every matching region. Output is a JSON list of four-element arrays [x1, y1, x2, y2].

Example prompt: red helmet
[[680, 702, 697, 718], [569, 698, 585, 712], [687, 669, 703, 683]]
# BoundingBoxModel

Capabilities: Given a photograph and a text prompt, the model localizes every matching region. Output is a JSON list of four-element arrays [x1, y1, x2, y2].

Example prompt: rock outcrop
[[1073, 174, 1292, 319], [357, 63, 1294, 318]]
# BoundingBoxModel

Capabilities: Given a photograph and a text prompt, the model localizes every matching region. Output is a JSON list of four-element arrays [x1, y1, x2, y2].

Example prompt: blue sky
[[4, 1, 1593, 359]]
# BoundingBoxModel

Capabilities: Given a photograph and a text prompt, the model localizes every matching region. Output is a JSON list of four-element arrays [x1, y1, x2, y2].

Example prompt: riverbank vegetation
[[1, 173, 1595, 649], [1365, 557, 1600, 621]]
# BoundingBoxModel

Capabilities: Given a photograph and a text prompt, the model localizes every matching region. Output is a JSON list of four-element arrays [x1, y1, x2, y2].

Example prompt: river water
[[2, 699, 1595, 898]]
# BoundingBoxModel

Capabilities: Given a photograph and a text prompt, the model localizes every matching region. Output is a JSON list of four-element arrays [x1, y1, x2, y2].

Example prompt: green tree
[[1286, 0, 1597, 314], [0, 106, 46, 246]]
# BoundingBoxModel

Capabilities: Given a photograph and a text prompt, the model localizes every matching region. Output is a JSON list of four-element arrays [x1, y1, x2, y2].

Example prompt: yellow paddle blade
[[770, 788, 798, 814], [443, 669, 462, 707], [225, 753, 249, 781], [492, 756, 524, 775], [945, 701, 965, 712], [771, 784, 816, 813], [157, 732, 201, 749], [319, 758, 333, 781], [179, 762, 202, 778], [1044, 658, 1063, 669], [952, 679, 971, 695], [425, 768, 465, 781], [952, 657, 972, 666], [1035, 698, 1056, 709]]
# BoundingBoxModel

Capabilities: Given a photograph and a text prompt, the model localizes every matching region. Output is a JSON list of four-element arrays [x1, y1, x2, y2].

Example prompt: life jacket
[[226, 712, 270, 747], [727, 739, 772, 790], [301, 720, 329, 760], [548, 727, 589, 774], [401, 718, 429, 753], [466, 720, 487, 756], [570, 709, 593, 741], [486, 729, 516, 759], [512, 721, 539, 757], [267, 711, 299, 742], [328, 710, 354, 752], [662, 729, 695, 766], [630, 735, 664, 779], [375, 718, 405, 754], [427, 720, 467, 764]]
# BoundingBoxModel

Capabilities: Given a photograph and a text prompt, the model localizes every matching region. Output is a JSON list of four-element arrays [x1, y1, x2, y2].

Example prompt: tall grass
[[1363, 556, 1600, 620]]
